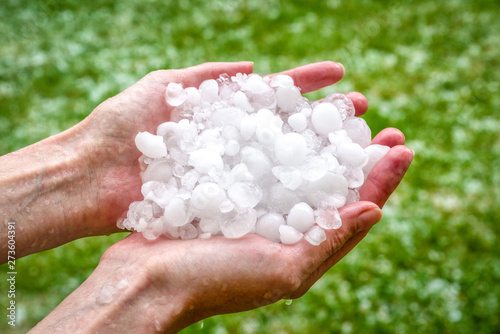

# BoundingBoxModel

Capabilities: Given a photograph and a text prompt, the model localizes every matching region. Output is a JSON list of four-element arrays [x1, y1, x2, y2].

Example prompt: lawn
[[1, 0, 499, 333]]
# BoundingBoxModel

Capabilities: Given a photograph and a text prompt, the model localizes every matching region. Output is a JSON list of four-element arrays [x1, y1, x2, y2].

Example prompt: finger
[[290, 201, 382, 298], [371, 127, 406, 147], [145, 62, 254, 88], [177, 62, 254, 87], [270, 61, 345, 94], [359, 145, 414, 208], [345, 92, 369, 116]]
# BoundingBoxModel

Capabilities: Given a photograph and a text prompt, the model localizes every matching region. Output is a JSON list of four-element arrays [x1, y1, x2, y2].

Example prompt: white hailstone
[[178, 223, 198, 240], [287, 113, 308, 132], [344, 166, 365, 188], [300, 106, 312, 117], [342, 117, 371, 148], [230, 163, 255, 182], [255, 213, 285, 243], [142, 159, 172, 183], [141, 181, 177, 208], [210, 107, 246, 127], [240, 115, 257, 140], [224, 139, 240, 156], [239, 146, 273, 179], [121, 72, 384, 245], [304, 226, 327, 246], [199, 79, 219, 102], [232, 90, 253, 112], [185, 87, 202, 105], [221, 125, 239, 140], [227, 182, 263, 208], [188, 149, 224, 174], [363, 144, 390, 177], [274, 132, 307, 166], [336, 142, 369, 168], [300, 156, 328, 182], [180, 168, 200, 190], [276, 86, 302, 112], [163, 197, 190, 227], [165, 82, 187, 107], [256, 127, 275, 145], [279, 225, 303, 244], [219, 207, 257, 238], [270, 74, 294, 88], [156, 121, 183, 139], [268, 115, 284, 134], [315, 207, 342, 229], [219, 199, 235, 213], [266, 182, 301, 214], [323, 93, 355, 120], [286, 202, 315, 233], [199, 216, 220, 234], [272, 166, 302, 190], [311, 103, 342, 137], [307, 172, 348, 208], [345, 188, 360, 205], [190, 182, 226, 216], [328, 130, 352, 146], [135, 132, 167, 159], [244, 74, 271, 95]]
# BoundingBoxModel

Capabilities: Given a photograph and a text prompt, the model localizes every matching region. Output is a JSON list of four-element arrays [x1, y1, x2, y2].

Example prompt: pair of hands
[[29, 61, 413, 333]]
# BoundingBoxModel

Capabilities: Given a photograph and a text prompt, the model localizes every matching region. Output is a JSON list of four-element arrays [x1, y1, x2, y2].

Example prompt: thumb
[[314, 201, 382, 260], [289, 202, 382, 299]]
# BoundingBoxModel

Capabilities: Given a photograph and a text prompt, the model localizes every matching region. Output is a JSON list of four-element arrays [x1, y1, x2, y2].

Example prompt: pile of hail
[[117, 73, 389, 245]]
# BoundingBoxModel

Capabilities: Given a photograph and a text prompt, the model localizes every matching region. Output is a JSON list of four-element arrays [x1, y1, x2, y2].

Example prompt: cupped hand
[[94, 62, 413, 332]]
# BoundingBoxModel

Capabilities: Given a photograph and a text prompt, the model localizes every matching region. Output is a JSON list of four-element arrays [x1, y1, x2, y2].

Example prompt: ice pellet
[[311, 103, 342, 137], [286, 202, 316, 233], [165, 83, 187, 107], [135, 132, 167, 159], [274, 133, 307, 166], [279, 225, 304, 245]]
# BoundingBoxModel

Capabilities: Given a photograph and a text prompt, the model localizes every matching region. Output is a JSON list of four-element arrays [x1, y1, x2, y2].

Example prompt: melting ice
[[117, 73, 389, 245]]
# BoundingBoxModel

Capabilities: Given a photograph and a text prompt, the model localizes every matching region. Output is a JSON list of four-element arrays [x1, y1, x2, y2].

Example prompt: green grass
[[1, 0, 499, 333]]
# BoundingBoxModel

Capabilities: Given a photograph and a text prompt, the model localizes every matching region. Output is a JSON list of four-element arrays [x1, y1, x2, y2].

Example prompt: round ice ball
[[311, 102, 342, 137], [279, 225, 303, 245], [166, 82, 187, 107], [135, 132, 167, 159], [274, 133, 307, 166], [336, 142, 369, 167], [255, 213, 285, 243], [286, 202, 315, 233], [287, 113, 308, 132], [188, 149, 224, 174], [190, 182, 226, 215]]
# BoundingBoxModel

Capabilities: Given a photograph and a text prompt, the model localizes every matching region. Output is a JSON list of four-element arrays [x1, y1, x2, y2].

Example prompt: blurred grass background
[[1, 0, 499, 333]]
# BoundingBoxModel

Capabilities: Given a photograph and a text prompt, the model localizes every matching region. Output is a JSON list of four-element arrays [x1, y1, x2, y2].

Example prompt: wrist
[[0, 122, 101, 258]]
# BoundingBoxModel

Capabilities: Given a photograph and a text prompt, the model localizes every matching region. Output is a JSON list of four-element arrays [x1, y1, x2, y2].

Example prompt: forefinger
[[270, 61, 345, 94]]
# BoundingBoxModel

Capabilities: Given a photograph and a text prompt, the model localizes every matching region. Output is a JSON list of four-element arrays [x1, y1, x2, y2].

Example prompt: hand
[[30, 62, 412, 333]]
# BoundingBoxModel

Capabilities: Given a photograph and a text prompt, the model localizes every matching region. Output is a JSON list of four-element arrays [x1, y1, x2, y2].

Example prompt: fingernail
[[338, 62, 345, 74], [357, 207, 383, 229]]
